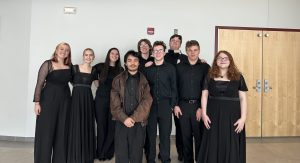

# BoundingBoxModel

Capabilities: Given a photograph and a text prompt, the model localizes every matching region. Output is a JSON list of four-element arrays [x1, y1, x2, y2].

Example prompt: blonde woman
[[33, 42, 72, 163], [67, 48, 97, 163]]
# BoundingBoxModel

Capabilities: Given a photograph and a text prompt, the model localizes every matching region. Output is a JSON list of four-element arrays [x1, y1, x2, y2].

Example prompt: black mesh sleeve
[[33, 60, 49, 102]]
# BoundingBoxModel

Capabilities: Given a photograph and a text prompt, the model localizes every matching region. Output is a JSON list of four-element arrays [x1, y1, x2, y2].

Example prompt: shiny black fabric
[[34, 60, 71, 163], [67, 65, 96, 163], [198, 75, 248, 163]]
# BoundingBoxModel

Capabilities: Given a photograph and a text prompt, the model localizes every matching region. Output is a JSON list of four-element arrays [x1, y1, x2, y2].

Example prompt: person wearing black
[[174, 40, 210, 163], [198, 50, 247, 163], [144, 41, 177, 163], [67, 48, 96, 163], [110, 50, 153, 163], [33, 42, 72, 163], [164, 34, 186, 161], [93, 48, 124, 161], [165, 34, 188, 65], [137, 38, 154, 74], [137, 38, 154, 156]]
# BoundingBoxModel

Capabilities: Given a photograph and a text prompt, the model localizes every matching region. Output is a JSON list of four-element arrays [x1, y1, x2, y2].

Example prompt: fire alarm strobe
[[147, 27, 155, 35]]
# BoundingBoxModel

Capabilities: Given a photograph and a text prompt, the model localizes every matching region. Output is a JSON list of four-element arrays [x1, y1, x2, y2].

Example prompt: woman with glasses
[[198, 50, 248, 163]]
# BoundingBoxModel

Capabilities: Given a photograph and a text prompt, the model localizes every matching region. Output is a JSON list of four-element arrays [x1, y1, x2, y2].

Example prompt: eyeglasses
[[153, 49, 164, 54], [217, 57, 229, 61], [140, 44, 149, 47]]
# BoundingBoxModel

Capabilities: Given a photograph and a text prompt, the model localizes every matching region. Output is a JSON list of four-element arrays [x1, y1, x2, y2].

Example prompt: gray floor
[[0, 138, 299, 163]]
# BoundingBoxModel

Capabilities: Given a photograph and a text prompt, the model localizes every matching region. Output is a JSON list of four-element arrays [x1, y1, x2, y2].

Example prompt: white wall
[[1, 0, 300, 137], [0, 0, 31, 137]]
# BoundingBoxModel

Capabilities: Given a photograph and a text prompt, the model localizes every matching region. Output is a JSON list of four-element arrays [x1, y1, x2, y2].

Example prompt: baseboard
[[0, 135, 34, 142]]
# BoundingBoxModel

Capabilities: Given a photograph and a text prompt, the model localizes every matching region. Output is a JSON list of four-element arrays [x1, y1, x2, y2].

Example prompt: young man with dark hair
[[164, 34, 187, 161], [144, 41, 177, 163], [174, 40, 210, 163], [165, 34, 188, 65], [110, 50, 153, 163]]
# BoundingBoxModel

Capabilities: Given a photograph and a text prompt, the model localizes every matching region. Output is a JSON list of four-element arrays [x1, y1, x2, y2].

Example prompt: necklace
[[220, 75, 223, 78]]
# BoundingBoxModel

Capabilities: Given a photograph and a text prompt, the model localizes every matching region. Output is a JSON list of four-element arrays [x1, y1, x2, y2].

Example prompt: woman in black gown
[[33, 42, 72, 163], [198, 50, 248, 163], [67, 48, 97, 163], [93, 48, 124, 161]]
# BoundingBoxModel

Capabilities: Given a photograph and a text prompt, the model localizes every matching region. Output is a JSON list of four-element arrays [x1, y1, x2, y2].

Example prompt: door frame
[[215, 26, 300, 55]]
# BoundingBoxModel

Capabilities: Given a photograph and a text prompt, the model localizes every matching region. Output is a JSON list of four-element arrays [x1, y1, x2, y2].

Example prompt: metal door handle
[[264, 79, 272, 92], [253, 80, 261, 92]]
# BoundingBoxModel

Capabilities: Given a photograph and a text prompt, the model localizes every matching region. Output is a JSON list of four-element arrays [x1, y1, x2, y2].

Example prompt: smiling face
[[169, 37, 181, 50], [139, 41, 150, 54], [109, 49, 120, 63], [216, 52, 230, 69], [83, 49, 95, 64], [55, 44, 70, 60], [152, 45, 166, 62]]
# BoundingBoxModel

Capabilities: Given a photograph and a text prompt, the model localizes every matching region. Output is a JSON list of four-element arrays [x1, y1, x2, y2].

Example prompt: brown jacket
[[110, 71, 153, 126]]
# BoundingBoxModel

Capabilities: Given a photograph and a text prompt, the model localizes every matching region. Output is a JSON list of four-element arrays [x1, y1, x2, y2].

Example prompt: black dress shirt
[[138, 53, 154, 74], [176, 59, 210, 107], [93, 63, 124, 96], [144, 61, 177, 108], [164, 49, 188, 66], [124, 72, 140, 116]]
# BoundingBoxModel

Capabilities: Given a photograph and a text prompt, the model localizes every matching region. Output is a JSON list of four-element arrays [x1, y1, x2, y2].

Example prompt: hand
[[202, 114, 211, 129], [173, 106, 182, 118], [200, 58, 207, 63], [34, 103, 41, 115], [234, 118, 245, 133], [145, 61, 153, 67], [196, 108, 202, 121], [124, 117, 135, 128]]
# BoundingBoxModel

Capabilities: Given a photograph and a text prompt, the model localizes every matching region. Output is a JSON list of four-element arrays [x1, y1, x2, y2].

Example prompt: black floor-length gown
[[34, 60, 72, 163], [67, 65, 96, 163], [93, 63, 124, 160], [197, 75, 248, 163]]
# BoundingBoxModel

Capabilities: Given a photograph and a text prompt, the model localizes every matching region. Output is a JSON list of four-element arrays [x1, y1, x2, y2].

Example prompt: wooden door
[[218, 29, 263, 137], [262, 31, 300, 136]]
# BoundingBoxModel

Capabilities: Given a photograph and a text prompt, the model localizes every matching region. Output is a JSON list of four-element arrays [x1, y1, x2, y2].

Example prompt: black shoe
[[178, 155, 183, 161], [158, 153, 161, 160]]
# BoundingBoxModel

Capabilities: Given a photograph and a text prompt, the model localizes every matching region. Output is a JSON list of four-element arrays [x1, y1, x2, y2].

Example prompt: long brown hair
[[209, 50, 241, 80], [99, 47, 122, 84], [137, 38, 152, 54], [51, 42, 72, 66]]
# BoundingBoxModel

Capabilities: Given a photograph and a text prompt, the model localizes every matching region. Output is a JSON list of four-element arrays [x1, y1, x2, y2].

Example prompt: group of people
[[33, 34, 248, 163]]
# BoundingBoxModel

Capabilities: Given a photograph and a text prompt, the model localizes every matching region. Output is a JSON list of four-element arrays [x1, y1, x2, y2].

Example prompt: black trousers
[[179, 101, 203, 163], [115, 122, 145, 163], [146, 99, 172, 163], [173, 112, 184, 158], [95, 95, 115, 159], [34, 88, 70, 163]]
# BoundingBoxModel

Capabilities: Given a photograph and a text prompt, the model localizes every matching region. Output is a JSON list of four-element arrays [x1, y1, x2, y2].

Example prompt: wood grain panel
[[218, 29, 263, 137], [262, 31, 300, 136]]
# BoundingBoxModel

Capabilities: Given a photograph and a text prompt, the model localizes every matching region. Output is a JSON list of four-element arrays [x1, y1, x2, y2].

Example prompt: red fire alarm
[[147, 27, 155, 35]]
